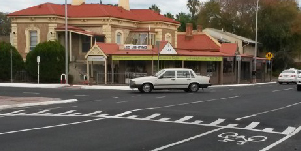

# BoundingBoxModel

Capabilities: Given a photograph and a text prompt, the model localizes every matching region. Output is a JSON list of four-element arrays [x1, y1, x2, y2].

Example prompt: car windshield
[[282, 70, 295, 73], [155, 70, 165, 77]]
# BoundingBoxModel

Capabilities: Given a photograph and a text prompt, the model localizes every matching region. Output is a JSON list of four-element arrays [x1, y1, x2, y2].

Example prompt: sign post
[[265, 52, 274, 82], [37, 56, 40, 84], [156, 41, 160, 71], [236, 55, 241, 84]]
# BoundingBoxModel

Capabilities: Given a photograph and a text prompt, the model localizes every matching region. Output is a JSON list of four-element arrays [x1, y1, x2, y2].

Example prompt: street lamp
[[253, 0, 259, 83], [65, 0, 69, 84]]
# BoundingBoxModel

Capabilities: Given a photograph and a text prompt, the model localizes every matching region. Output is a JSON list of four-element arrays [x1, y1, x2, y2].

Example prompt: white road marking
[[144, 114, 161, 120], [74, 95, 88, 97], [245, 122, 260, 129], [208, 118, 225, 126], [175, 116, 194, 123], [116, 101, 128, 104], [283, 88, 293, 91], [260, 126, 301, 151], [113, 97, 119, 99], [35, 110, 50, 114], [281, 126, 296, 135], [83, 111, 102, 116], [115, 111, 132, 117], [262, 128, 274, 133], [10, 110, 25, 114], [191, 120, 203, 124], [23, 92, 40, 95], [57, 110, 76, 115], [220, 98, 227, 100], [158, 118, 170, 122], [272, 90, 280, 93], [156, 96, 166, 99], [236, 101, 301, 120], [151, 128, 224, 151], [0, 118, 104, 136]]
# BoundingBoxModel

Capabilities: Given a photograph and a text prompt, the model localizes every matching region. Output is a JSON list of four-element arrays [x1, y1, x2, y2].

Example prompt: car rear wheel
[[189, 83, 199, 92], [141, 83, 152, 93], [297, 85, 301, 91]]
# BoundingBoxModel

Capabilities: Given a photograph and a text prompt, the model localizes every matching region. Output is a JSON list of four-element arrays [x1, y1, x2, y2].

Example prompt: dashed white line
[[116, 101, 128, 104], [156, 96, 166, 99], [272, 90, 280, 93], [284, 88, 293, 91], [23, 92, 40, 95], [260, 126, 301, 151], [151, 128, 224, 151], [236, 101, 301, 120]]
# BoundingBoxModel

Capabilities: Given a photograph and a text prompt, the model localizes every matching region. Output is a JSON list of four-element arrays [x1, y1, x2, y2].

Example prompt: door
[[154, 71, 176, 89], [176, 70, 191, 88]]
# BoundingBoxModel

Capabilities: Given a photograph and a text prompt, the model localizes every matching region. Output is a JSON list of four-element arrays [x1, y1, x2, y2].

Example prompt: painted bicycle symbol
[[218, 132, 267, 145]]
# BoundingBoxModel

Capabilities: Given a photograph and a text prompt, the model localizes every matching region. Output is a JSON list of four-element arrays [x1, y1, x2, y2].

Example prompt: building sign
[[160, 42, 177, 55], [112, 55, 223, 61], [124, 45, 148, 50], [88, 56, 106, 61]]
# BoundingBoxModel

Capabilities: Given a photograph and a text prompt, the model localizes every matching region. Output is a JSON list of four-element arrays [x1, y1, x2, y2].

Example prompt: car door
[[176, 70, 191, 88], [154, 71, 177, 89]]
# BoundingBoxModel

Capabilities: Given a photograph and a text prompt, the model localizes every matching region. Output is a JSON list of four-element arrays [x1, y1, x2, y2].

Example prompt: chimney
[[72, 0, 85, 6], [186, 23, 193, 39], [197, 25, 202, 33], [118, 0, 130, 11]]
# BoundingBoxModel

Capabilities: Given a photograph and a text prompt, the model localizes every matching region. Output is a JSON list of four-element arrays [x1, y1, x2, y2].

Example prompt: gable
[[160, 42, 177, 55]]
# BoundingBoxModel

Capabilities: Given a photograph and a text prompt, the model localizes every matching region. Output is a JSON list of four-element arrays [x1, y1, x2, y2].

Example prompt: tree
[[26, 41, 65, 83], [0, 42, 24, 81], [164, 13, 174, 19], [0, 12, 11, 36], [198, 1, 222, 29], [176, 13, 192, 32], [187, 0, 200, 19], [149, 4, 161, 14]]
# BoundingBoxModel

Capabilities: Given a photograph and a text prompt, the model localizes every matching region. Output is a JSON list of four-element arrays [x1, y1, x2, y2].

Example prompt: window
[[117, 32, 122, 44], [177, 71, 190, 78], [30, 31, 38, 51], [165, 33, 172, 43], [162, 71, 175, 78], [82, 35, 91, 52], [190, 71, 195, 78]]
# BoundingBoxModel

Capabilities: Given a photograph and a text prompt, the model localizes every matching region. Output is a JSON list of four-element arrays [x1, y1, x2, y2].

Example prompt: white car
[[130, 68, 211, 93], [278, 68, 299, 84], [297, 71, 301, 91]]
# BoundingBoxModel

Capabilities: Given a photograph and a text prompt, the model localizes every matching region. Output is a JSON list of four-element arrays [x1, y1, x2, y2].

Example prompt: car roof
[[163, 68, 192, 71]]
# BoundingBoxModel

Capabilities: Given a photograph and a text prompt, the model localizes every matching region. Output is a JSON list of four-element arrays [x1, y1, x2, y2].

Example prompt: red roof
[[8, 3, 179, 24], [56, 25, 103, 36], [177, 49, 231, 57], [97, 43, 119, 55], [177, 34, 220, 51], [220, 43, 238, 56]]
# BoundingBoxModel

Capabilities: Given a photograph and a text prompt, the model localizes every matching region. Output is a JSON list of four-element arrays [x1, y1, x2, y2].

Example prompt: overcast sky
[[0, 0, 211, 15]]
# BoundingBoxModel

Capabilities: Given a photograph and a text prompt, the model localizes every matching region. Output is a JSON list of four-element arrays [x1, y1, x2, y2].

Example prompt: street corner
[[0, 96, 77, 110]]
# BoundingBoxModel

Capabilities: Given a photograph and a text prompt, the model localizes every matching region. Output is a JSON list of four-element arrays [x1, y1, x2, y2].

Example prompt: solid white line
[[245, 122, 260, 129], [175, 116, 194, 123], [236, 101, 301, 120], [151, 128, 224, 151], [260, 126, 301, 151]]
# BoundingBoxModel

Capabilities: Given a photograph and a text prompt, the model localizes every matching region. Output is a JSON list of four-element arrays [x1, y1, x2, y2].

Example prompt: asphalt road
[[0, 83, 300, 151]]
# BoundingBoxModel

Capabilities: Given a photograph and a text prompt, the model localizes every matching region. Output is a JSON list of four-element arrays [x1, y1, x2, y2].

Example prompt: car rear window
[[282, 70, 295, 73], [177, 71, 190, 78]]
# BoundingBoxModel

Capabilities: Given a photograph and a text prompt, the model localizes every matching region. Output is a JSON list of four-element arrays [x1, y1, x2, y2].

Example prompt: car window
[[298, 71, 301, 74], [190, 71, 195, 78], [282, 70, 295, 73], [155, 70, 165, 77], [177, 71, 190, 78], [162, 71, 175, 78]]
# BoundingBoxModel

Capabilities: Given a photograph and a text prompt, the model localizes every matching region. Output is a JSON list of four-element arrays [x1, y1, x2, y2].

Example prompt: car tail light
[[279, 75, 282, 77], [291, 75, 296, 77]]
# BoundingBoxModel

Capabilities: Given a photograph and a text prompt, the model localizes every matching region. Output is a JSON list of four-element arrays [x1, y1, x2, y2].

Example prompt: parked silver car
[[130, 68, 211, 93]]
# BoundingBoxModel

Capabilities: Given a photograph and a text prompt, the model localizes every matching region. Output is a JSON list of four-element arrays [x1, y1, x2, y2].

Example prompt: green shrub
[[26, 41, 66, 83], [0, 42, 24, 81]]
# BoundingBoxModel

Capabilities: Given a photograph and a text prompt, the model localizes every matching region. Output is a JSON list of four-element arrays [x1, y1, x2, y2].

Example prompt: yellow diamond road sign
[[266, 52, 273, 60]]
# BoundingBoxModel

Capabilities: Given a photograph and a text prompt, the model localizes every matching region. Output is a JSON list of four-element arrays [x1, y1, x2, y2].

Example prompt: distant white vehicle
[[129, 68, 211, 93], [297, 70, 301, 91], [278, 68, 299, 84]]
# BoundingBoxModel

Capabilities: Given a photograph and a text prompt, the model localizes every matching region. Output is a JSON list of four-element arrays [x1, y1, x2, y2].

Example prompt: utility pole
[[65, 0, 69, 84], [253, 0, 259, 83], [10, 49, 13, 83]]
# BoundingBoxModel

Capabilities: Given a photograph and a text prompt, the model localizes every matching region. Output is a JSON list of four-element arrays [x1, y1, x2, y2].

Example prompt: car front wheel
[[189, 83, 199, 92], [141, 83, 153, 93]]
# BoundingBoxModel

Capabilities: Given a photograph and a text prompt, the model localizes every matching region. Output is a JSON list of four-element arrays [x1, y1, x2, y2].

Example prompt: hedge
[[0, 42, 24, 81], [26, 41, 66, 83]]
